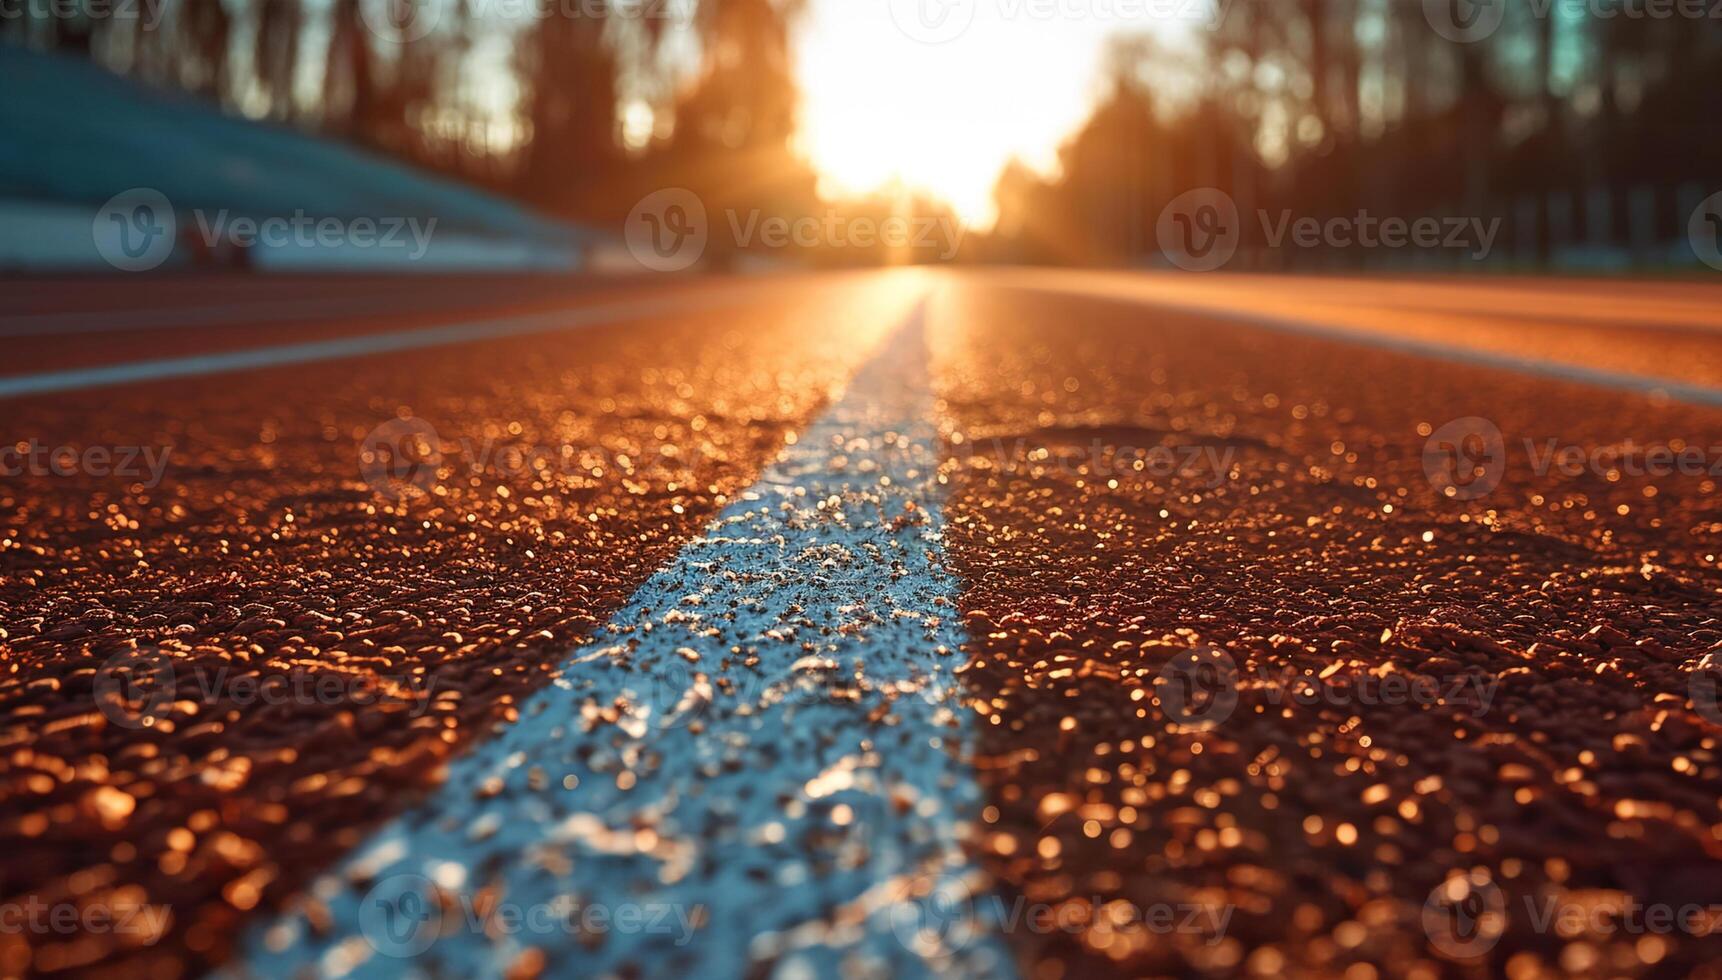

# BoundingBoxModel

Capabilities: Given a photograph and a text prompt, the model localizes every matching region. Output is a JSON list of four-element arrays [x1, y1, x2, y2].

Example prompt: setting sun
[[794, 3, 1198, 229]]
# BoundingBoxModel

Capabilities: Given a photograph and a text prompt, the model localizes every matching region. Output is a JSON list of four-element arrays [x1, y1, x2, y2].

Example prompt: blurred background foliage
[[7, 0, 1720, 269]]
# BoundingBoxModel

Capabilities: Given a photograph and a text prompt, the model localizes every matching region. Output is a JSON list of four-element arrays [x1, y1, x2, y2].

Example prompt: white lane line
[[235, 298, 1016, 980], [1029, 279, 1722, 410], [0, 294, 430, 337], [0, 287, 762, 400]]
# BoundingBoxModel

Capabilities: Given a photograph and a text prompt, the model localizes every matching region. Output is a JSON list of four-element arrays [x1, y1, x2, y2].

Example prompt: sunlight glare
[[794, 3, 1197, 229]]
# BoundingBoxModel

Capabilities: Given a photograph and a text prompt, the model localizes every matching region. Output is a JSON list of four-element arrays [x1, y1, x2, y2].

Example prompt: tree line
[[8, 0, 1720, 270], [6, 0, 845, 252], [982, 1, 1722, 270]]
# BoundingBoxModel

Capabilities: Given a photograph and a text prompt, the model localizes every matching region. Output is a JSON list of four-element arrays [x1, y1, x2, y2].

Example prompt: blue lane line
[[0, 289, 762, 400], [1030, 277, 1722, 409], [234, 297, 1017, 980]]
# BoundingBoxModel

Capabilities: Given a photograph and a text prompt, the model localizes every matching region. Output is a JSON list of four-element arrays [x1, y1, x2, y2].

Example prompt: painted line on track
[[234, 296, 1017, 979], [0, 295, 441, 337], [0, 287, 761, 400], [1028, 279, 1722, 410]]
